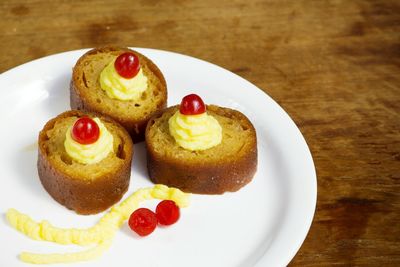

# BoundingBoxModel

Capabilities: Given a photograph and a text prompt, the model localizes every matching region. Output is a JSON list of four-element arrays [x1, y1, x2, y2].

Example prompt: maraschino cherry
[[71, 117, 100, 145], [156, 200, 180, 226], [114, 52, 140, 79], [129, 208, 158, 236], [180, 94, 206, 115]]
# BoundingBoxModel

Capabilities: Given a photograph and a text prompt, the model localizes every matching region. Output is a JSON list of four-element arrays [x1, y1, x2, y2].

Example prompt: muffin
[[37, 110, 133, 214], [70, 46, 167, 143], [145, 94, 257, 194]]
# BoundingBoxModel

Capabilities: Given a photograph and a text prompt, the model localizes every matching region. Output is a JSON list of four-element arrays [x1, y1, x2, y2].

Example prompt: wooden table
[[1, 0, 399, 265]]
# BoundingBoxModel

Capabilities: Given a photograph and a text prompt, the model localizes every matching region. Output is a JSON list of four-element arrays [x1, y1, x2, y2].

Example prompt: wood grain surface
[[1, 0, 399, 265]]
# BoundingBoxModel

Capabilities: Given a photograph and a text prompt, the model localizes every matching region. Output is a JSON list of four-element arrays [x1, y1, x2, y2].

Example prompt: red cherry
[[128, 208, 158, 236], [156, 200, 180, 226], [114, 52, 140, 79], [71, 117, 100, 145], [179, 94, 206, 115]]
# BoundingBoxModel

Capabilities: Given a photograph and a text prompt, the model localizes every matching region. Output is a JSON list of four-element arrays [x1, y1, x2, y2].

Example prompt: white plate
[[0, 48, 316, 267]]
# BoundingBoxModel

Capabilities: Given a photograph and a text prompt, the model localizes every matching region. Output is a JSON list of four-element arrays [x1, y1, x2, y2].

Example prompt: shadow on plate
[[43, 71, 70, 116], [131, 142, 149, 180], [237, 138, 290, 267], [12, 143, 49, 201]]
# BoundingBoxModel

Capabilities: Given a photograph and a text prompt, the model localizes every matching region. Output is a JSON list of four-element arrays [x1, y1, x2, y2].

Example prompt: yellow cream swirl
[[169, 111, 222, 151], [64, 118, 114, 164], [99, 58, 148, 101], [6, 185, 190, 264]]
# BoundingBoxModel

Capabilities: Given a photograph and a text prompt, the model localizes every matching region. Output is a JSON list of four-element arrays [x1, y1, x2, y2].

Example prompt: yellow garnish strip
[[99, 58, 148, 101], [64, 118, 114, 165], [6, 209, 102, 245], [20, 241, 111, 264], [6, 184, 190, 264], [169, 111, 222, 151]]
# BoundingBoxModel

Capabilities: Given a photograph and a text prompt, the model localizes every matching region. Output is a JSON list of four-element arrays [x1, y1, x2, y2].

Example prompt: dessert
[[37, 110, 133, 215], [145, 94, 258, 194], [6, 185, 190, 264], [70, 46, 167, 143]]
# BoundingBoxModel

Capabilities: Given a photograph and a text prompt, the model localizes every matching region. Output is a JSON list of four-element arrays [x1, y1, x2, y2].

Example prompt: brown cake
[[70, 46, 167, 143], [37, 110, 133, 215], [145, 105, 257, 194]]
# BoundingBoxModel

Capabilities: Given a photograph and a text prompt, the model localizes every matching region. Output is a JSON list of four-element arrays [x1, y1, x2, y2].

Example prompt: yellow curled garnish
[[6, 185, 190, 264], [19, 241, 111, 264], [64, 118, 114, 164], [169, 111, 222, 151], [99, 57, 148, 101]]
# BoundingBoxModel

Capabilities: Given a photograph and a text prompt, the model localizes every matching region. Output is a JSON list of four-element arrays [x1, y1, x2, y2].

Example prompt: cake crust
[[145, 105, 257, 194], [70, 46, 167, 143], [37, 110, 133, 215]]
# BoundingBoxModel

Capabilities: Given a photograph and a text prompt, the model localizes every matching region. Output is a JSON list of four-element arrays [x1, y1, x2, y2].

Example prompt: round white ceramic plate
[[0, 48, 316, 267]]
